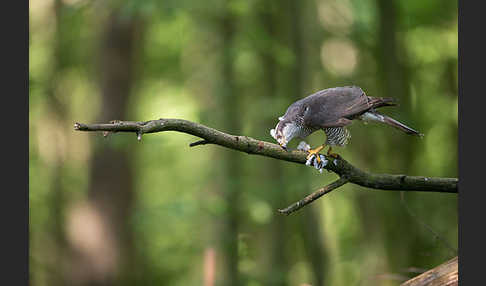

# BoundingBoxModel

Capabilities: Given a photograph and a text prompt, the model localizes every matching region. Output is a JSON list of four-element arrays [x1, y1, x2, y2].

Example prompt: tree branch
[[400, 256, 458, 286], [74, 119, 458, 213], [278, 176, 350, 215]]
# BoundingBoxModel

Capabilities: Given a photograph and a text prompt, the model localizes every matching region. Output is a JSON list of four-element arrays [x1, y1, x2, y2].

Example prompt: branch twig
[[74, 119, 458, 214], [278, 176, 350, 215], [189, 139, 211, 147]]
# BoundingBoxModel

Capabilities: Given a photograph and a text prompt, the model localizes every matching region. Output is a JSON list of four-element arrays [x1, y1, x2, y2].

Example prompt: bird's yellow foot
[[306, 144, 326, 163], [326, 147, 339, 158]]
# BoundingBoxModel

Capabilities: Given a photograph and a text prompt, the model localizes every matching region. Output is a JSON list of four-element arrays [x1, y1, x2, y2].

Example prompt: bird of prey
[[270, 86, 422, 162]]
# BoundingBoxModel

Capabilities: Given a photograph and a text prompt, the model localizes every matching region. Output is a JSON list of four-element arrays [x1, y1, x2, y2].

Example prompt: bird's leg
[[306, 144, 326, 163], [327, 146, 339, 158]]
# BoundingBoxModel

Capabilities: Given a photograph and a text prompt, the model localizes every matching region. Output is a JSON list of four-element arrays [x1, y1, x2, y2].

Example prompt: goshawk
[[270, 86, 422, 161]]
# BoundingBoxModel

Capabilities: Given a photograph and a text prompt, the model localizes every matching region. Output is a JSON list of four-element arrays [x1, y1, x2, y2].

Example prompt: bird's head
[[270, 116, 299, 150], [271, 102, 310, 150]]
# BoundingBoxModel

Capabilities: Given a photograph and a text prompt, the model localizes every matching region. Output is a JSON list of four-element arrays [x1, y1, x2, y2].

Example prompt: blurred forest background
[[29, 0, 458, 285]]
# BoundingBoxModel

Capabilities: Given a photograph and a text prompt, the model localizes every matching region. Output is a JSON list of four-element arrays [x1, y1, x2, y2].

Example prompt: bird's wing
[[302, 86, 371, 128], [319, 117, 353, 128]]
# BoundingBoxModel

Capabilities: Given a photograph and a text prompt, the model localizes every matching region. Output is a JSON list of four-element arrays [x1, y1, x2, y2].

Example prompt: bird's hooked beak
[[277, 136, 288, 150], [271, 127, 288, 150]]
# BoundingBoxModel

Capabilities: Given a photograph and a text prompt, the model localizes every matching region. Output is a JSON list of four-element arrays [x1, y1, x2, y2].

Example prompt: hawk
[[270, 86, 422, 162]]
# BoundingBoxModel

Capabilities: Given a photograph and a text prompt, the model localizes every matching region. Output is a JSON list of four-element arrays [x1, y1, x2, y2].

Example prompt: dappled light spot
[[320, 38, 358, 76], [61, 0, 87, 6], [134, 81, 199, 123], [288, 261, 314, 286], [249, 200, 272, 224], [203, 247, 216, 286], [317, 0, 354, 35], [36, 115, 68, 164], [235, 50, 263, 86], [66, 201, 118, 281], [405, 24, 457, 66], [29, 0, 55, 24], [423, 124, 454, 176]]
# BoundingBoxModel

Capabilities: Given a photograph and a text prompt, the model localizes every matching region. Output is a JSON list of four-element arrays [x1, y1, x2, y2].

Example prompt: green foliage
[[30, 0, 457, 285]]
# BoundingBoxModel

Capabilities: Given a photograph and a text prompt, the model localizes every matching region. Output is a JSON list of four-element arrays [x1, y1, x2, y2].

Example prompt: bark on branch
[[74, 119, 458, 214], [400, 256, 458, 286]]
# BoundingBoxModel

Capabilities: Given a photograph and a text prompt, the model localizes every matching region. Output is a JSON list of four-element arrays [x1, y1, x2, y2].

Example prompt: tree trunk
[[288, 0, 328, 284], [44, 1, 68, 284], [218, 3, 241, 285], [65, 10, 143, 286], [258, 4, 290, 284]]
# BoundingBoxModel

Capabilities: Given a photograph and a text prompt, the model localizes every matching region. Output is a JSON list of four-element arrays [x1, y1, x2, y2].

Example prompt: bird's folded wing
[[319, 118, 353, 128], [303, 88, 369, 128]]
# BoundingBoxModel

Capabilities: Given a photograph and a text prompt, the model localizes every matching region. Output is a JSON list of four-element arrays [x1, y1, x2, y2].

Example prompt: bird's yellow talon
[[306, 144, 326, 162]]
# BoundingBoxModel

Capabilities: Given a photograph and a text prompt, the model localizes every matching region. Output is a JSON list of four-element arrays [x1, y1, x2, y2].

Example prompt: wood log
[[401, 256, 458, 286]]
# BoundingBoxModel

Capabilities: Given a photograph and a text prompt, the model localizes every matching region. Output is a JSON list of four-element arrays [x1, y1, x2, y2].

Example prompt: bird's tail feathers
[[361, 111, 423, 137], [368, 97, 398, 109]]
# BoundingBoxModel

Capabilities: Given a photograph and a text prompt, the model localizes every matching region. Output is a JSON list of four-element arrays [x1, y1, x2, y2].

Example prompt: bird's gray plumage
[[270, 86, 422, 149]]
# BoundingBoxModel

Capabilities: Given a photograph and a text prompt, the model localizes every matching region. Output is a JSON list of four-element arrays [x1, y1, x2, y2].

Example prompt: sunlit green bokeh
[[30, 0, 457, 285]]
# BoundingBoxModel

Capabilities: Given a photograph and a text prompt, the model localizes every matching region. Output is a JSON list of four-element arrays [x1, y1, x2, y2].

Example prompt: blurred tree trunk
[[256, 1, 328, 284], [217, 3, 241, 285], [288, 0, 328, 285], [43, 1, 68, 284], [190, 3, 241, 285], [376, 0, 414, 165], [66, 10, 143, 286], [351, 0, 417, 276], [257, 3, 290, 284]]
